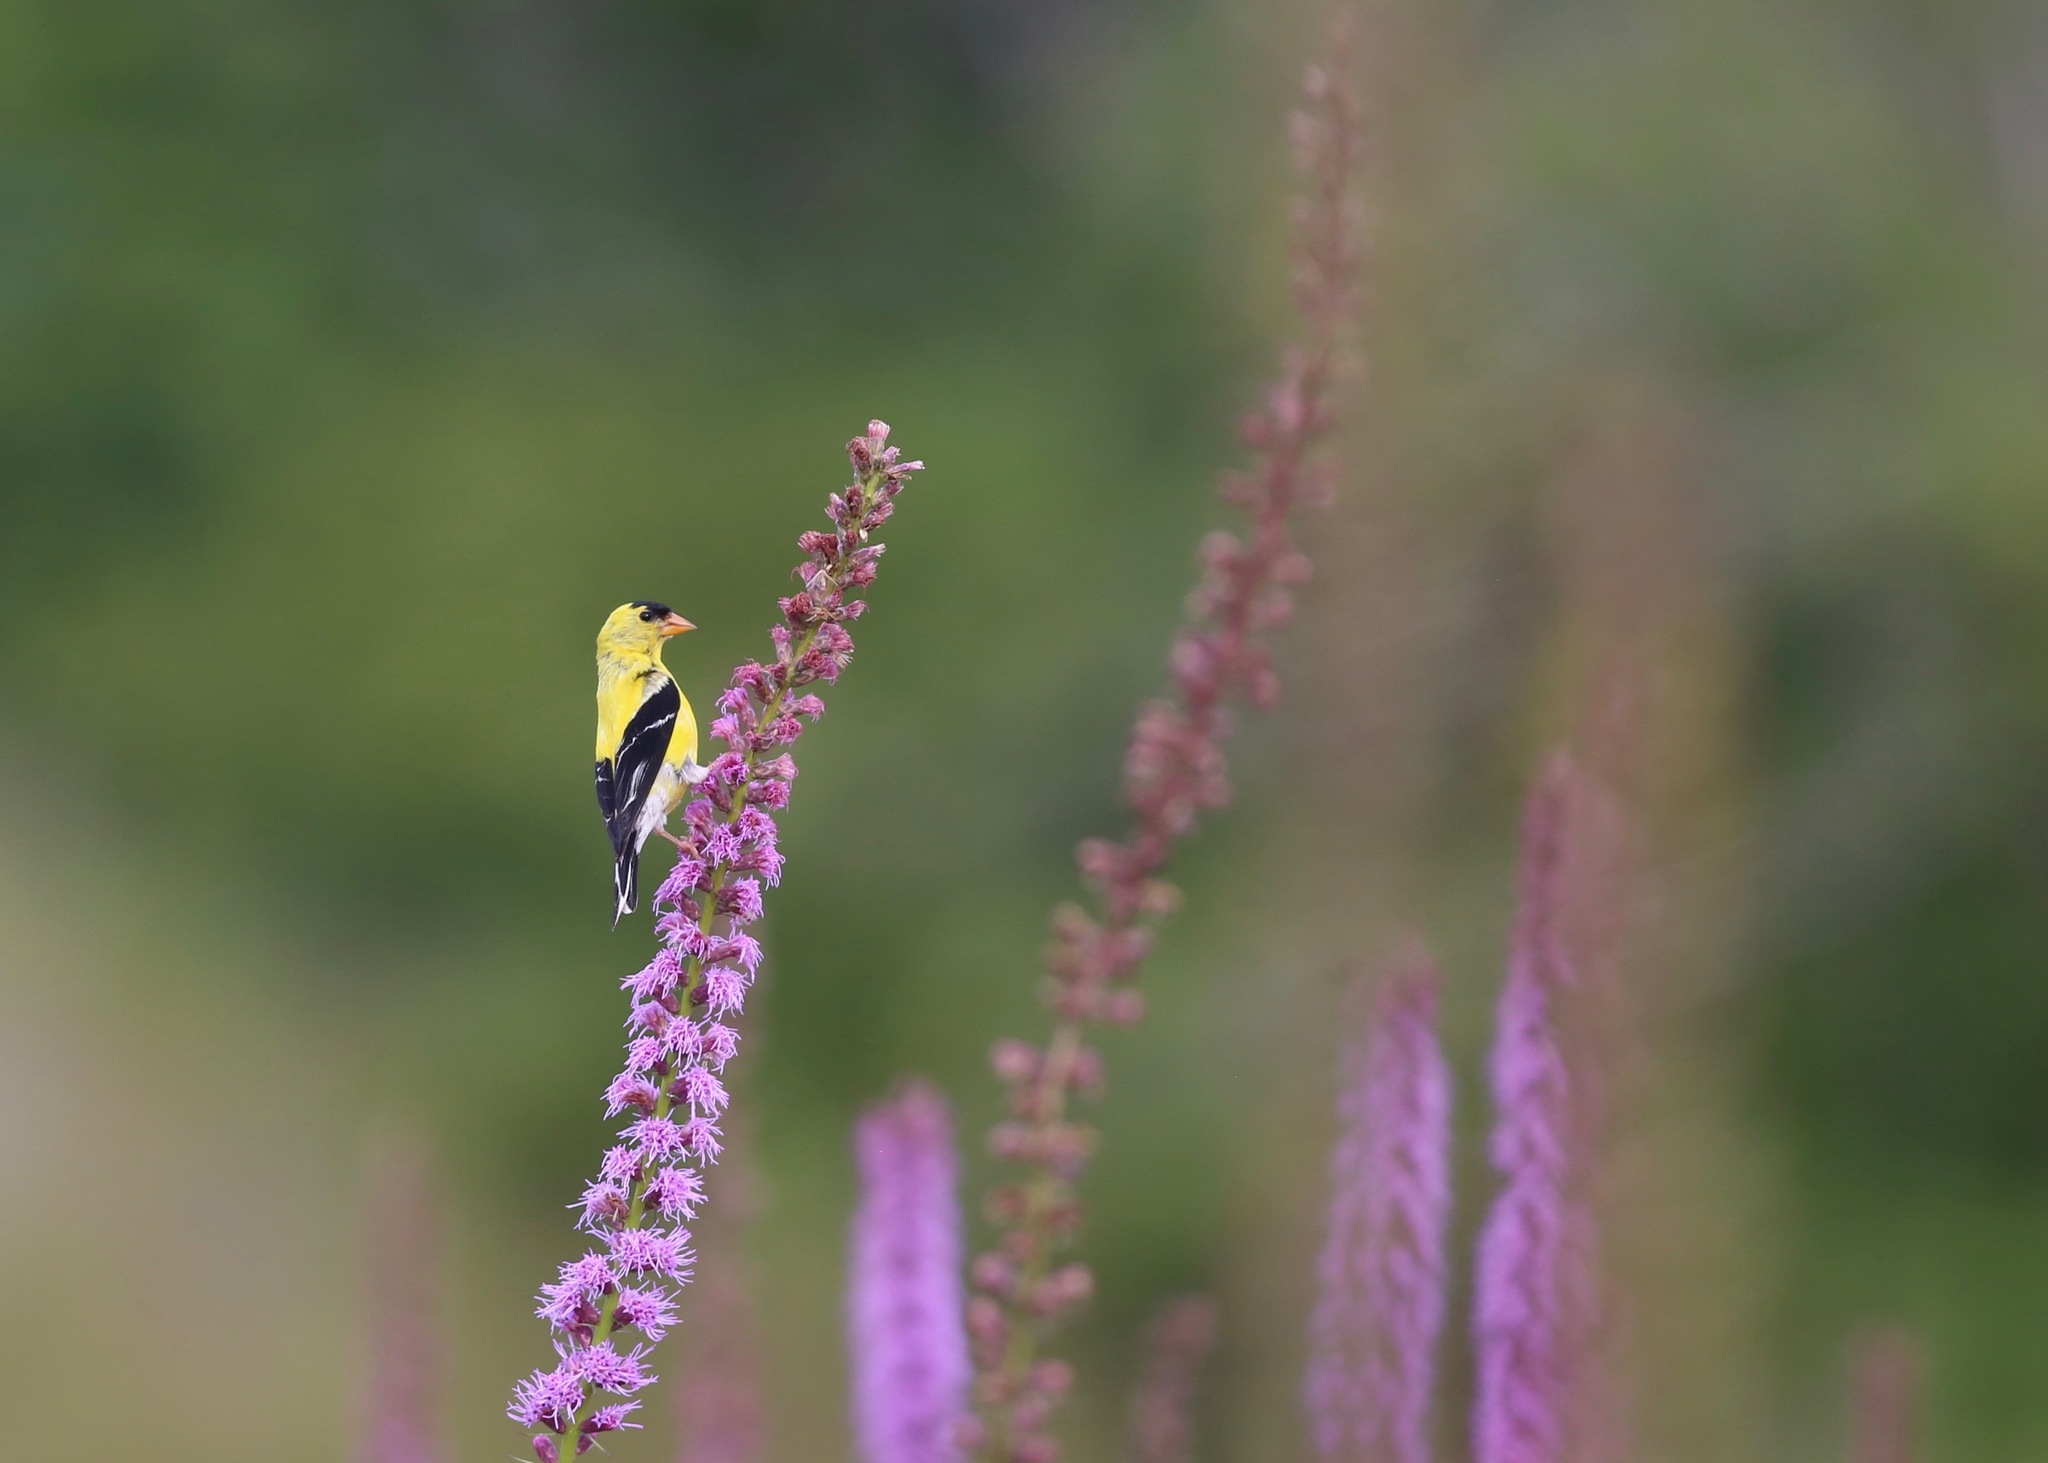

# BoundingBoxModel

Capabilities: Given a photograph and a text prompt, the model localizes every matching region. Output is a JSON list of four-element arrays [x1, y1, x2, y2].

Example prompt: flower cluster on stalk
[[966, 30, 1365, 1463], [508, 421, 922, 1462]]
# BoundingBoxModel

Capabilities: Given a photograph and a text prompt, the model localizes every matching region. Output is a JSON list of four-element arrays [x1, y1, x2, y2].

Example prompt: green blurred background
[[2, 0, 2045, 1457]]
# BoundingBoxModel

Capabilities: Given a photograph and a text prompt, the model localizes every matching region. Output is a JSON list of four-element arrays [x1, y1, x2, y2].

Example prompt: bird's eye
[[638, 611, 654, 622]]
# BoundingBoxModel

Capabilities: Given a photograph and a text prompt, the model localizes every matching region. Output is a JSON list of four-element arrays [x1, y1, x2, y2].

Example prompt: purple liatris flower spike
[[509, 422, 923, 1459], [847, 1082, 972, 1463], [1472, 755, 1596, 1463], [1305, 944, 1452, 1463]]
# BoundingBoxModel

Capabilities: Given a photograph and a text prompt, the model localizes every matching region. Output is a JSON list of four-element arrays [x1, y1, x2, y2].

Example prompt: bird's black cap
[[630, 600, 674, 618]]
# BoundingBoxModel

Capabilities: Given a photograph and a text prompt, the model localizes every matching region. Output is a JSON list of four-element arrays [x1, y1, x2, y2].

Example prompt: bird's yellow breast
[[595, 657, 699, 770]]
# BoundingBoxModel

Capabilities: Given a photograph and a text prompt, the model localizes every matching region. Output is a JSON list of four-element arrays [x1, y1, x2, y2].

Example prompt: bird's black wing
[[594, 759, 619, 848], [596, 675, 681, 857]]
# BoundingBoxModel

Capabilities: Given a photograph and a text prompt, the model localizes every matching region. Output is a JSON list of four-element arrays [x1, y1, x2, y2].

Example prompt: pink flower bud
[[1012, 1433, 1061, 1463], [966, 1295, 1009, 1341], [1103, 989, 1146, 1024], [1028, 1359, 1075, 1398], [986, 1122, 1035, 1160], [1068, 1048, 1106, 1097], [1049, 1263, 1094, 1306], [990, 1039, 1040, 1083], [971, 1251, 1017, 1295]]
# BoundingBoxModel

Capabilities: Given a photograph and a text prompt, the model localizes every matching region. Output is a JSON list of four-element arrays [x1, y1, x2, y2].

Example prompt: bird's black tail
[[612, 846, 640, 929]]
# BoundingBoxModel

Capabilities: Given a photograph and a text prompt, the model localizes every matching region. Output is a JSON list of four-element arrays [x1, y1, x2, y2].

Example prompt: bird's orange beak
[[658, 612, 695, 637]]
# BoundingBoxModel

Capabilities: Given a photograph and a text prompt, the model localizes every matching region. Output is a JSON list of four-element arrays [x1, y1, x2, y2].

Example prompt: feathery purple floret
[[848, 1082, 973, 1463], [508, 422, 922, 1460], [1472, 756, 1591, 1463], [1305, 946, 1452, 1463]]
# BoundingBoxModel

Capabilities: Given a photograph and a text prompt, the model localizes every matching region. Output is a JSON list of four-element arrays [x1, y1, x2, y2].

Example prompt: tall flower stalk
[[1471, 755, 1596, 1463], [1305, 946, 1452, 1463], [508, 421, 924, 1461], [847, 1082, 974, 1463], [966, 23, 1365, 1462]]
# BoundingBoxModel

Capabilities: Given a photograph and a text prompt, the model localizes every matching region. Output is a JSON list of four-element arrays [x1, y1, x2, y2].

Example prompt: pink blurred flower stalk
[[358, 1135, 451, 1463], [1847, 1329, 1922, 1463], [967, 21, 1366, 1461], [1471, 755, 1602, 1463], [673, 1272, 766, 1463], [1305, 946, 1453, 1463], [1129, 1298, 1220, 1463], [847, 1082, 974, 1463], [508, 422, 924, 1461], [673, 1143, 766, 1463]]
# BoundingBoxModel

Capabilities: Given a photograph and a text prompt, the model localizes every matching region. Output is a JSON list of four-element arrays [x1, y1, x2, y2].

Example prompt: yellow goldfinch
[[595, 601, 705, 926]]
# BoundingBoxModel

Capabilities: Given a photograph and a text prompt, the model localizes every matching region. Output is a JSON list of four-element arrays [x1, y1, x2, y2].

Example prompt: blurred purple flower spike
[[1130, 1298, 1220, 1463], [1848, 1328, 1922, 1463], [358, 1136, 451, 1463], [848, 1082, 974, 1463], [674, 1147, 768, 1463], [1472, 755, 1595, 1463], [1305, 944, 1452, 1463], [509, 422, 923, 1459]]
